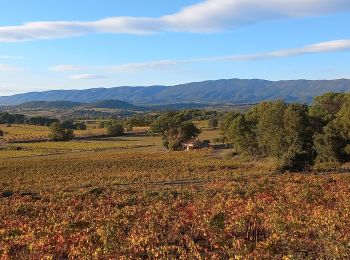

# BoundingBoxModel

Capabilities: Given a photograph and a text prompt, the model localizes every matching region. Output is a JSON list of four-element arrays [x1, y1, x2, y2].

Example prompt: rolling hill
[[86, 99, 145, 110], [1, 78, 350, 106], [15, 101, 83, 109]]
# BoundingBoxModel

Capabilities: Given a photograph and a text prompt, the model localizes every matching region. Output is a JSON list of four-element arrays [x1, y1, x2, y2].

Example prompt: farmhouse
[[182, 139, 210, 151]]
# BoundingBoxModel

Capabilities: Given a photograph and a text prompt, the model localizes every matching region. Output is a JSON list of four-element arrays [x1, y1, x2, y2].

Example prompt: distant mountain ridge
[[85, 99, 145, 110], [1, 78, 350, 106], [15, 100, 83, 109], [9, 99, 209, 112]]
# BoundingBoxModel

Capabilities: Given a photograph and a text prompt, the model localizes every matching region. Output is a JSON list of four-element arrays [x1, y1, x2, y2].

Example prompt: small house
[[182, 139, 210, 151]]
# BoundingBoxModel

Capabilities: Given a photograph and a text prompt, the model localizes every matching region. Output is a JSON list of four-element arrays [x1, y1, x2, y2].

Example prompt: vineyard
[[0, 124, 107, 143], [1, 143, 350, 258], [0, 136, 162, 159]]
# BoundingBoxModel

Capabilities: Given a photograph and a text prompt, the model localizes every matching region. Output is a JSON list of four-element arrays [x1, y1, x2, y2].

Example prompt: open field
[[0, 136, 162, 159], [0, 123, 220, 159], [0, 124, 107, 143], [0, 124, 50, 142], [1, 135, 350, 258]]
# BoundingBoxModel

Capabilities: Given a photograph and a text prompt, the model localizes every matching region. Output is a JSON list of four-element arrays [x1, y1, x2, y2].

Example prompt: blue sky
[[1, 0, 350, 95]]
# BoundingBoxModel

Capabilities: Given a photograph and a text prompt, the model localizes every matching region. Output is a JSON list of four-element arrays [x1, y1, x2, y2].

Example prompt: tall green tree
[[281, 104, 312, 170], [337, 95, 350, 139], [151, 112, 200, 150], [309, 92, 346, 123], [219, 112, 240, 142], [228, 114, 259, 156], [256, 101, 287, 158], [226, 101, 314, 171], [313, 122, 347, 162], [312, 93, 350, 163], [313, 94, 350, 162]]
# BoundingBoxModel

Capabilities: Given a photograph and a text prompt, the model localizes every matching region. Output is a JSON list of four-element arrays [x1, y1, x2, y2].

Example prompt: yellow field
[[0, 124, 107, 142], [0, 136, 163, 159], [0, 124, 50, 142], [0, 126, 221, 159]]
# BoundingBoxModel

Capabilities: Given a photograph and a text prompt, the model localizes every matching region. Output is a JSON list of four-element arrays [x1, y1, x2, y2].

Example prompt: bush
[[0, 129, 4, 137], [74, 122, 87, 130], [61, 120, 75, 130], [106, 120, 124, 136], [48, 122, 74, 141]]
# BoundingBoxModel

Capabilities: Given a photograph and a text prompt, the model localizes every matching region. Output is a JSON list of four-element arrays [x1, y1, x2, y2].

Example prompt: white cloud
[[165, 0, 350, 32], [113, 39, 350, 66], [1, 0, 349, 42], [69, 74, 108, 80], [208, 39, 350, 61], [51, 60, 179, 74], [54, 39, 350, 74], [105, 60, 179, 73], [0, 64, 22, 72]]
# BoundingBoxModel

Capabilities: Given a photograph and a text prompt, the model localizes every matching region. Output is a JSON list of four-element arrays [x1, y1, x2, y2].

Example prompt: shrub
[[48, 122, 74, 141], [105, 120, 124, 136], [61, 120, 75, 130], [74, 122, 87, 130]]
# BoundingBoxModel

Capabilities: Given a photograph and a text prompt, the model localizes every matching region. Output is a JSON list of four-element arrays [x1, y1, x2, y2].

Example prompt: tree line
[[220, 93, 350, 171], [148, 93, 350, 171], [0, 112, 59, 126]]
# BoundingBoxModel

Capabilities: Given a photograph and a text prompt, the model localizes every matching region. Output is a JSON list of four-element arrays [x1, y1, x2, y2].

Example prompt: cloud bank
[[1, 0, 350, 42], [52, 39, 350, 76], [210, 39, 350, 61], [105, 60, 180, 73], [69, 74, 108, 80]]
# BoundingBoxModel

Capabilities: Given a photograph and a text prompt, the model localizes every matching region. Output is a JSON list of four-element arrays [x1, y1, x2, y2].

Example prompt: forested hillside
[[1, 78, 350, 105]]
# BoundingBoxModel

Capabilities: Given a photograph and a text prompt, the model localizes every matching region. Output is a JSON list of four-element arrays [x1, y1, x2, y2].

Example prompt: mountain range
[[9, 99, 209, 112], [1, 78, 350, 106]]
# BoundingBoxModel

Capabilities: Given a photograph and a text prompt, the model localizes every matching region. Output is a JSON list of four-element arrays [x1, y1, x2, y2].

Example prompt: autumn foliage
[[1, 150, 350, 258]]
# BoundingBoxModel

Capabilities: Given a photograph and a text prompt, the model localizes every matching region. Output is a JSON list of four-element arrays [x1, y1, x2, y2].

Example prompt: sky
[[1, 0, 350, 96]]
